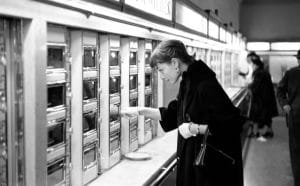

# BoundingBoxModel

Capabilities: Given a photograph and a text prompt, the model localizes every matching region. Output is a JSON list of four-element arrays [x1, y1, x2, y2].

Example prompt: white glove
[[178, 123, 194, 139], [120, 107, 140, 118]]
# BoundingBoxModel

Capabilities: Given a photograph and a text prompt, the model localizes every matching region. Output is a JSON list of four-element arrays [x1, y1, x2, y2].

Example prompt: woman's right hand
[[120, 107, 140, 118]]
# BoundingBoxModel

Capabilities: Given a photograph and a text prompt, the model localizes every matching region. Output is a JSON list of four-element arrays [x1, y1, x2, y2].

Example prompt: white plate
[[124, 152, 151, 161]]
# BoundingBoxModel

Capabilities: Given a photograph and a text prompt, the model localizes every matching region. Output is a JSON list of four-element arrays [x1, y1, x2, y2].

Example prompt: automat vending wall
[[81, 32, 100, 184], [0, 18, 25, 186], [99, 34, 122, 170], [46, 25, 72, 186]]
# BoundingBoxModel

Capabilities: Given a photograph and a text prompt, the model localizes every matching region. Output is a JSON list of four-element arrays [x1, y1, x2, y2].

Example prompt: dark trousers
[[288, 122, 300, 186]]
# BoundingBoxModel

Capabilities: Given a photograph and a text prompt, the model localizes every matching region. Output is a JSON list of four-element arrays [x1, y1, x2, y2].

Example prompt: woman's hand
[[120, 107, 140, 118]]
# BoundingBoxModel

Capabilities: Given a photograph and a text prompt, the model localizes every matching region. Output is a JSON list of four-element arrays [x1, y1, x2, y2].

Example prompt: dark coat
[[159, 60, 244, 186], [248, 68, 278, 125], [277, 66, 300, 124]]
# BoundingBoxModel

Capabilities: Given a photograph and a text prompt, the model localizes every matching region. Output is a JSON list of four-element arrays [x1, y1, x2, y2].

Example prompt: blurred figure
[[245, 52, 278, 141], [121, 40, 244, 186], [277, 49, 300, 186]]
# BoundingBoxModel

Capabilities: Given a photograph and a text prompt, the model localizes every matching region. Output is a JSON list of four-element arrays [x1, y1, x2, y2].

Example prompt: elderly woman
[[121, 40, 244, 186]]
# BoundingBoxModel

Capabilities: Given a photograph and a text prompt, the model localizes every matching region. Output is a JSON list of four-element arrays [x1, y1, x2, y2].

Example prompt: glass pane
[[145, 74, 151, 87], [129, 98, 138, 107], [145, 94, 152, 107], [48, 121, 65, 148], [145, 51, 151, 65], [83, 112, 96, 133], [129, 75, 137, 90], [83, 79, 97, 100], [84, 146, 96, 168], [109, 51, 119, 66], [83, 48, 96, 68], [109, 76, 120, 94], [47, 47, 64, 69], [47, 159, 65, 186], [109, 104, 119, 123], [129, 51, 137, 66], [48, 84, 65, 108]]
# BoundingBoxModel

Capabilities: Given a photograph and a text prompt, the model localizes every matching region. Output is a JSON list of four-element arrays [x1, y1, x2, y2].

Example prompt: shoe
[[257, 136, 267, 142], [263, 131, 274, 138]]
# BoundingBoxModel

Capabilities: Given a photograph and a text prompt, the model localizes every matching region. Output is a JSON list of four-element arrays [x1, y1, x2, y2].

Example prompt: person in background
[[242, 52, 278, 141], [121, 40, 244, 186], [277, 49, 300, 186]]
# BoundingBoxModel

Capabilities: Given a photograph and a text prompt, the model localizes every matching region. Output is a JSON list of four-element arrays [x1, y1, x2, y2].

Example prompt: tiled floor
[[244, 116, 294, 186]]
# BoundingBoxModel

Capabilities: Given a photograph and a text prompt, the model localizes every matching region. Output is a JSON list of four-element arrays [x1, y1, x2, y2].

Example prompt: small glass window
[[48, 47, 64, 69], [129, 75, 138, 91], [83, 79, 97, 100], [130, 51, 137, 66], [109, 50, 119, 66], [83, 48, 96, 68], [109, 76, 120, 95], [109, 104, 119, 123], [110, 134, 120, 155], [145, 94, 152, 107], [48, 84, 65, 108], [129, 98, 138, 107], [145, 74, 151, 87], [145, 51, 151, 65], [83, 145, 97, 168], [47, 159, 65, 186], [48, 121, 65, 148], [83, 112, 97, 133]]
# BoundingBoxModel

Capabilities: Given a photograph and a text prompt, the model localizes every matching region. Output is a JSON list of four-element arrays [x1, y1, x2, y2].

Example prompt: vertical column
[[99, 34, 110, 170], [120, 37, 130, 154], [137, 39, 145, 144], [70, 30, 83, 186], [23, 18, 47, 186]]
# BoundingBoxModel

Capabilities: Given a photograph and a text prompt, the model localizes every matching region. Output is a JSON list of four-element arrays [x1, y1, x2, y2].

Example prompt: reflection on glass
[[130, 51, 137, 66], [129, 98, 138, 107], [129, 75, 138, 91], [83, 112, 96, 133], [83, 48, 96, 68], [48, 47, 64, 69], [47, 159, 65, 186], [109, 51, 119, 66], [48, 121, 65, 148], [145, 94, 152, 107], [84, 145, 96, 168], [145, 74, 151, 87], [83, 79, 97, 100], [145, 51, 151, 65], [109, 76, 120, 95], [109, 104, 119, 122], [48, 85, 65, 108]]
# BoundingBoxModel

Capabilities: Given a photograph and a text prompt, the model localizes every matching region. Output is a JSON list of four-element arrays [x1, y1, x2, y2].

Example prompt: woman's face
[[156, 60, 181, 84]]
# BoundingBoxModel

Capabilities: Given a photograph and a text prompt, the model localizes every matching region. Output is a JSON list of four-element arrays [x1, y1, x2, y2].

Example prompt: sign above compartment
[[125, 0, 172, 21]]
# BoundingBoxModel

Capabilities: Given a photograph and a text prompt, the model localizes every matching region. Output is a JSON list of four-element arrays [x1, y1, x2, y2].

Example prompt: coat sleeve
[[277, 72, 289, 107], [159, 99, 178, 132], [202, 81, 243, 136]]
